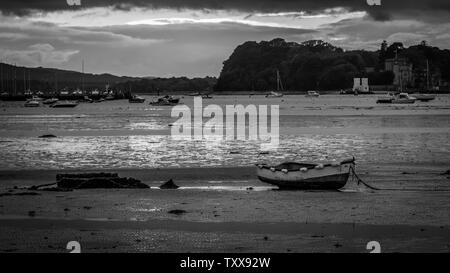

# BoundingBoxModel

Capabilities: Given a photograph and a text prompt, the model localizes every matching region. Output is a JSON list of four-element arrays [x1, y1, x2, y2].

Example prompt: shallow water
[[0, 94, 449, 170]]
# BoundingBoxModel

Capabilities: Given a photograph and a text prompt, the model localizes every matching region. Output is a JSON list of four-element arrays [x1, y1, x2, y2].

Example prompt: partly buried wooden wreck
[[30, 172, 149, 191]]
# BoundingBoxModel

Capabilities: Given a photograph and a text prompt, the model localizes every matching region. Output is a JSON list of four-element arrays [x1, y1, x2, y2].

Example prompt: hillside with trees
[[214, 38, 450, 91]]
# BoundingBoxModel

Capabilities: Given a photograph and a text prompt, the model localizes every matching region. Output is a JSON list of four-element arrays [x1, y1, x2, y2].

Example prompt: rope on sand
[[350, 166, 380, 190], [349, 166, 450, 192]]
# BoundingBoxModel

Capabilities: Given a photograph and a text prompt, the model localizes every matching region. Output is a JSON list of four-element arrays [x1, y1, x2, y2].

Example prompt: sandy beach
[[1, 95, 450, 253]]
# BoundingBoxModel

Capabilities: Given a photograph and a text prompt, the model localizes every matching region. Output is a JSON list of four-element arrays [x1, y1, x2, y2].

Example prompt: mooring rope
[[349, 165, 450, 192], [350, 166, 380, 190]]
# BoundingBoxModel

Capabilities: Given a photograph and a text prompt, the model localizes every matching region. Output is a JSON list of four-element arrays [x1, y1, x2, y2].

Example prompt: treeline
[[214, 38, 450, 91], [113, 77, 217, 94], [0, 63, 137, 93]]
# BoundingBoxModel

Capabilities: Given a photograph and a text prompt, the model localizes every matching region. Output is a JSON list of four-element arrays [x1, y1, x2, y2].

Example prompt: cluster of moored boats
[[376, 92, 436, 104], [24, 96, 79, 108]]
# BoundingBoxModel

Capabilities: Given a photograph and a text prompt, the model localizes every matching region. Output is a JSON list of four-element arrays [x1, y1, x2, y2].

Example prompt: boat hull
[[258, 173, 349, 190], [256, 161, 353, 190], [391, 99, 415, 104]]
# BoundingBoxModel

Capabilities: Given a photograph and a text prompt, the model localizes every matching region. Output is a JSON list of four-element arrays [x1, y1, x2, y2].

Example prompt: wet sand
[[1, 164, 450, 253]]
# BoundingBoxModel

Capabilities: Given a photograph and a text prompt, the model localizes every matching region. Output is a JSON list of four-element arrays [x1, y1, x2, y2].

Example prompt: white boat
[[305, 91, 320, 97], [266, 70, 284, 98], [376, 92, 395, 104], [413, 93, 436, 102], [24, 100, 40, 107], [265, 91, 283, 98], [43, 98, 59, 105], [256, 158, 355, 190], [149, 96, 178, 106], [50, 100, 79, 108], [128, 95, 145, 103], [391, 93, 416, 104]]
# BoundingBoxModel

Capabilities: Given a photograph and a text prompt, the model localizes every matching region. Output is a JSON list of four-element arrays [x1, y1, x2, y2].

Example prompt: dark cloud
[[1, 0, 450, 21]]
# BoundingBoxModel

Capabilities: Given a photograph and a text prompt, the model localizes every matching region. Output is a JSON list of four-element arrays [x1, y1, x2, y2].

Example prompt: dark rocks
[[168, 209, 187, 215], [56, 173, 149, 189], [28, 211, 36, 217], [38, 134, 57, 138], [440, 170, 450, 175], [159, 179, 179, 189]]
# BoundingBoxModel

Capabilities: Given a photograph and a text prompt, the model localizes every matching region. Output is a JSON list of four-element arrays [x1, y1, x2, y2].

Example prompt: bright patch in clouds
[[28, 7, 366, 30]]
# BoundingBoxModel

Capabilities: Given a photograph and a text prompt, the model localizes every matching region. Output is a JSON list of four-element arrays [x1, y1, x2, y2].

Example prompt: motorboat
[[305, 91, 320, 97], [412, 93, 436, 102], [391, 93, 416, 104], [24, 100, 40, 107], [50, 100, 79, 108], [376, 92, 395, 104], [129, 95, 146, 103], [256, 158, 355, 190], [150, 95, 180, 106], [265, 91, 283, 98], [43, 98, 59, 105]]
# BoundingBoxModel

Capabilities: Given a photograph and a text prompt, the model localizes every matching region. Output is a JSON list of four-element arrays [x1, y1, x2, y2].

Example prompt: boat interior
[[273, 162, 317, 171]]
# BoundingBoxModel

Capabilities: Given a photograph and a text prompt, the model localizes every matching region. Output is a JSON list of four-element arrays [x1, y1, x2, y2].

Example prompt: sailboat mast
[[14, 64, 17, 95], [0, 60, 3, 92], [81, 59, 84, 92], [426, 59, 430, 91]]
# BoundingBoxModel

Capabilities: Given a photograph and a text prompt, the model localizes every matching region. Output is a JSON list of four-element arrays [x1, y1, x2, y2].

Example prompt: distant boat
[[202, 94, 213, 99], [78, 96, 92, 103], [105, 94, 115, 100], [266, 69, 284, 98], [43, 98, 59, 105], [93, 98, 105, 103], [188, 92, 202, 97], [265, 91, 283, 98], [391, 93, 416, 104], [24, 100, 40, 107], [376, 92, 395, 104], [150, 96, 179, 106], [412, 93, 436, 102], [50, 100, 78, 108], [129, 95, 145, 103], [305, 91, 320, 97], [256, 158, 355, 190]]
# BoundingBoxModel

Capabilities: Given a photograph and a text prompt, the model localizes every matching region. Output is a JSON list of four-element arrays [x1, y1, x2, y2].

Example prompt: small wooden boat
[[256, 157, 355, 190], [50, 100, 78, 108], [305, 91, 320, 97], [128, 95, 145, 103], [391, 93, 416, 104]]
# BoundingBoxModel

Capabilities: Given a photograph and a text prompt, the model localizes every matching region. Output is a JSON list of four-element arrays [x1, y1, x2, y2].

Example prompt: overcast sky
[[0, 0, 449, 77]]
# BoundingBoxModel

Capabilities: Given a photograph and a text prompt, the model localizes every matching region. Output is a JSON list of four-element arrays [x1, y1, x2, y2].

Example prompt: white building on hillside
[[353, 78, 369, 93]]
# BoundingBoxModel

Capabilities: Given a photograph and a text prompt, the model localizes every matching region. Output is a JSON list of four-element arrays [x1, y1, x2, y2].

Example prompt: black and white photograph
[[0, 0, 449, 258]]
